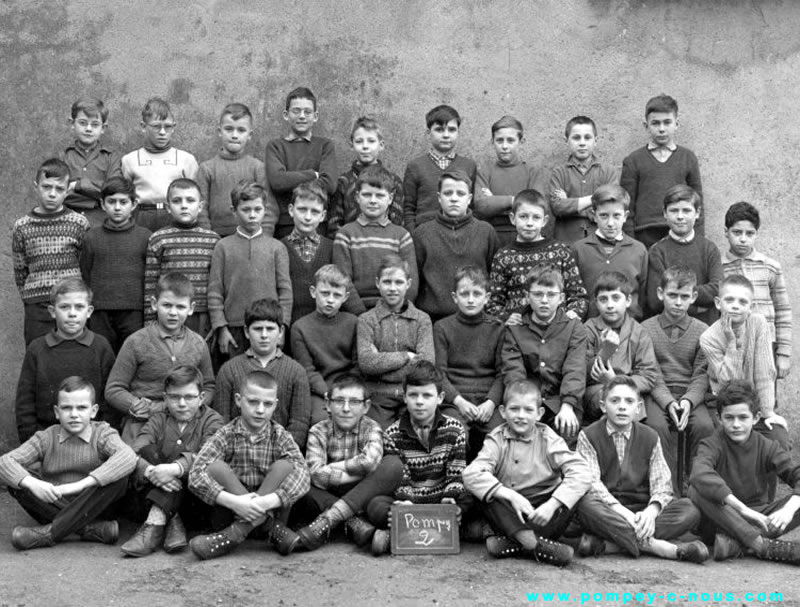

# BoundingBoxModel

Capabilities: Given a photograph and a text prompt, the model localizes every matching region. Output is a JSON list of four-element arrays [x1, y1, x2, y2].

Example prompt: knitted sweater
[[290, 311, 359, 398], [402, 154, 477, 230], [413, 211, 499, 318], [487, 238, 588, 320], [265, 136, 337, 229], [0, 422, 136, 489], [80, 219, 151, 310], [433, 311, 504, 406], [121, 147, 199, 209], [196, 150, 278, 236], [143, 222, 220, 316], [384, 410, 467, 504], [12, 208, 90, 304], [474, 159, 548, 236], [282, 235, 333, 325], [332, 217, 418, 311], [641, 314, 709, 409], [646, 235, 722, 324], [207, 231, 293, 328], [62, 142, 123, 211], [214, 350, 311, 449], [15, 330, 116, 442], [620, 146, 702, 235]]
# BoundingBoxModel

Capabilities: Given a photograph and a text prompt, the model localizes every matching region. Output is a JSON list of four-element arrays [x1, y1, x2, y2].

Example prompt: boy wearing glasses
[[294, 374, 404, 551], [265, 87, 337, 238], [121, 365, 223, 557], [122, 97, 199, 231]]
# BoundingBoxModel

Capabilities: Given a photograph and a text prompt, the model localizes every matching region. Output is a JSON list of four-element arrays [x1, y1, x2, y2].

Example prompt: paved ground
[[0, 489, 797, 607]]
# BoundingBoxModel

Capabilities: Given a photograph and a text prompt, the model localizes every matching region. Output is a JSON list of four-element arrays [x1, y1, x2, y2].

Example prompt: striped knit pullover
[[384, 410, 467, 503], [12, 208, 90, 303], [143, 221, 220, 316]]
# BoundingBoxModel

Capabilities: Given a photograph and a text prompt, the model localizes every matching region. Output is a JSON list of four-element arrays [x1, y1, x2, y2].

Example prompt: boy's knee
[[206, 460, 237, 483], [366, 496, 393, 529]]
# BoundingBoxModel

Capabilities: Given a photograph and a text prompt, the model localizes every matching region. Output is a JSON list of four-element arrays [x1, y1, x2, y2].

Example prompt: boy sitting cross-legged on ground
[[120, 365, 224, 558], [291, 265, 359, 426], [0, 376, 136, 550], [501, 264, 588, 445], [366, 360, 471, 555], [188, 370, 310, 560], [463, 379, 589, 566], [575, 376, 708, 563], [293, 375, 404, 551], [689, 379, 800, 565]]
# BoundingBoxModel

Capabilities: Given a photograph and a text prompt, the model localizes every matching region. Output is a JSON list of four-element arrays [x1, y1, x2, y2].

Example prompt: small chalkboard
[[390, 503, 460, 555]]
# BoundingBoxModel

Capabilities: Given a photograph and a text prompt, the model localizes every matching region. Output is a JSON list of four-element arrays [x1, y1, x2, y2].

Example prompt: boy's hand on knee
[[496, 487, 534, 524], [476, 400, 495, 424], [554, 403, 579, 437], [148, 463, 181, 488], [20, 476, 61, 503], [217, 327, 238, 355], [668, 400, 691, 431], [529, 497, 560, 527], [739, 506, 770, 534], [633, 506, 658, 541], [229, 493, 268, 522], [454, 396, 478, 422]]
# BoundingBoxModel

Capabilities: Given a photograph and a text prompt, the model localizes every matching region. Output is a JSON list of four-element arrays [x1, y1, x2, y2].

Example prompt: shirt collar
[[429, 149, 456, 162], [236, 226, 263, 239], [58, 424, 93, 443], [286, 228, 320, 243], [723, 249, 765, 263], [500, 424, 537, 443], [594, 229, 624, 242], [245, 347, 283, 365], [356, 214, 390, 227], [284, 133, 312, 142], [647, 141, 677, 152], [605, 420, 631, 440], [45, 329, 94, 348], [157, 325, 186, 340], [657, 312, 691, 331], [331, 417, 364, 438], [567, 154, 600, 169], [400, 409, 443, 436], [233, 416, 272, 440], [668, 229, 695, 244], [66, 141, 112, 155]]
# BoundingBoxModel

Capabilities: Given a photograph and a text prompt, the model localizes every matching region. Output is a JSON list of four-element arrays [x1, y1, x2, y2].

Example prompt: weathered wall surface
[[1, 0, 798, 450]]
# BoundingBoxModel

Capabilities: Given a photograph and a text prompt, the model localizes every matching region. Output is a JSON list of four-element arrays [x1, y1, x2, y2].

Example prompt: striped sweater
[[12, 208, 90, 303], [144, 222, 220, 316], [384, 410, 467, 503]]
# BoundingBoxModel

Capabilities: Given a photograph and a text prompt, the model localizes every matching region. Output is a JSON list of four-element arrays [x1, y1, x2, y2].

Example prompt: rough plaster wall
[[0, 0, 798, 451]]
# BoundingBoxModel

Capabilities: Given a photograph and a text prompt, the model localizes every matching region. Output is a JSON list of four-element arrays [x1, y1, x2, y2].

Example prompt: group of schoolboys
[[4, 87, 798, 572]]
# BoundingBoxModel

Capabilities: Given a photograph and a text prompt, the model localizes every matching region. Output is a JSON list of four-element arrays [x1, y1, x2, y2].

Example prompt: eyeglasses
[[327, 398, 366, 409], [75, 119, 104, 129], [528, 290, 562, 300], [146, 122, 176, 132], [164, 393, 201, 404]]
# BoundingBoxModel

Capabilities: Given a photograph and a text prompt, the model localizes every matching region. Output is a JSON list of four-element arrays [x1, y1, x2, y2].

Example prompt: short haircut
[[425, 104, 461, 128], [564, 115, 596, 138], [220, 102, 252, 123], [101, 176, 136, 201], [141, 97, 172, 122], [329, 374, 370, 400], [164, 364, 204, 392], [314, 264, 352, 291], [403, 359, 443, 393], [720, 273, 754, 294], [438, 169, 472, 192], [593, 270, 633, 297], [35, 158, 70, 183], [230, 180, 267, 209], [663, 184, 701, 211], [491, 115, 523, 136], [525, 263, 564, 291], [285, 86, 316, 111], [167, 178, 201, 201], [50, 277, 92, 305], [244, 298, 283, 328], [350, 116, 383, 140], [503, 379, 541, 405], [71, 97, 108, 122], [155, 272, 194, 300], [239, 370, 278, 394], [291, 180, 328, 208], [724, 201, 760, 230], [601, 375, 640, 402], [660, 265, 698, 291], [591, 184, 630, 211], [511, 189, 549, 215], [645, 94, 678, 117], [453, 265, 489, 291], [715, 379, 759, 416], [376, 253, 410, 280], [356, 164, 395, 194], [58, 375, 96, 404]]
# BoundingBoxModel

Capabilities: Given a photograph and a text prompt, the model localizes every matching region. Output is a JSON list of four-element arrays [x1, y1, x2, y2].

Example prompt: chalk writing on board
[[390, 503, 460, 555]]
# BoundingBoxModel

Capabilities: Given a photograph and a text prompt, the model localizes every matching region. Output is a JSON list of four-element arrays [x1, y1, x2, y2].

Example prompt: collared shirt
[[429, 149, 456, 170], [236, 226, 263, 240], [657, 311, 692, 341], [668, 229, 695, 244], [594, 229, 624, 243], [305, 416, 383, 489], [189, 417, 310, 507], [59, 424, 93, 444], [284, 133, 313, 142], [45, 328, 95, 348], [647, 141, 677, 162], [576, 424, 673, 511], [285, 228, 321, 263]]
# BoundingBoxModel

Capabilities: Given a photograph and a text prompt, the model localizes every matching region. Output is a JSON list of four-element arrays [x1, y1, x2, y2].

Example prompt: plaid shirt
[[305, 416, 383, 489], [428, 150, 456, 170], [576, 421, 672, 511], [284, 228, 321, 263], [188, 417, 310, 507]]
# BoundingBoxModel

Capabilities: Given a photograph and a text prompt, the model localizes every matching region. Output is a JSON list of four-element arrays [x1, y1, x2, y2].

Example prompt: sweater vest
[[282, 236, 334, 324]]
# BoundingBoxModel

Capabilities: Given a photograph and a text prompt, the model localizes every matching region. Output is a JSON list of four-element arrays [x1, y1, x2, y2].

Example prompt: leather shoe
[[265, 515, 301, 556], [11, 524, 55, 551], [80, 520, 119, 545], [121, 523, 164, 557], [344, 515, 376, 547], [163, 514, 188, 553]]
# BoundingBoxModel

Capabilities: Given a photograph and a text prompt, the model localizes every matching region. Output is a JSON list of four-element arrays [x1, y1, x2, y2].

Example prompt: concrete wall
[[1, 0, 798, 451]]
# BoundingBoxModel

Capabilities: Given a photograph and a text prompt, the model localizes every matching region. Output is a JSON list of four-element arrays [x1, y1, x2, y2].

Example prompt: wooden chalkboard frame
[[390, 503, 461, 555]]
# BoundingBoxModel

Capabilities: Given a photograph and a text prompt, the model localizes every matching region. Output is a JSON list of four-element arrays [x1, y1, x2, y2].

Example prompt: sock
[[326, 500, 356, 526], [145, 505, 167, 526]]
